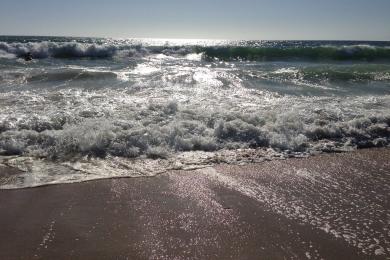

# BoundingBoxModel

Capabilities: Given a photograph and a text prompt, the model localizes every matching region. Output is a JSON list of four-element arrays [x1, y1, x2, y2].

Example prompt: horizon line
[[0, 34, 389, 43]]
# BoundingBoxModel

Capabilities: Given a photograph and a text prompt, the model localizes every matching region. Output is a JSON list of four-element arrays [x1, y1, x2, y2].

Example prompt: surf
[[0, 36, 389, 189]]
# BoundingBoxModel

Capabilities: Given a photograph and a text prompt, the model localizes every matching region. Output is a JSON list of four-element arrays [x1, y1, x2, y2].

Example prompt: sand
[[0, 148, 389, 260]]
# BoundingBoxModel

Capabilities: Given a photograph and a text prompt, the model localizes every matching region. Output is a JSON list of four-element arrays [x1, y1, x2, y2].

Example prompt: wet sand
[[0, 148, 389, 260]]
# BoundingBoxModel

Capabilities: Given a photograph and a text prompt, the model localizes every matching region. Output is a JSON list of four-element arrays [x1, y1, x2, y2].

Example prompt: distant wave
[[1, 41, 390, 61], [202, 45, 390, 62], [0, 41, 196, 59], [0, 42, 119, 59]]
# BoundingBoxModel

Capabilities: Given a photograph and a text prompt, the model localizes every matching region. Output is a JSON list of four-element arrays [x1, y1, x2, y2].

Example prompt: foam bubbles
[[0, 85, 389, 177], [1, 38, 390, 188]]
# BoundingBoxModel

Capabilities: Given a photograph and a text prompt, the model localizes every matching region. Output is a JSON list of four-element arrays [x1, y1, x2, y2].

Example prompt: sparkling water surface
[[0, 36, 389, 188]]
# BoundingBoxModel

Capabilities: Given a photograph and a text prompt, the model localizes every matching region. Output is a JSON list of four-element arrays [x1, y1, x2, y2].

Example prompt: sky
[[0, 0, 389, 40]]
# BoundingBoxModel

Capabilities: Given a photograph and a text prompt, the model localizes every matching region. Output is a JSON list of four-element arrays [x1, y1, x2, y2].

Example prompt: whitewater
[[0, 36, 389, 189]]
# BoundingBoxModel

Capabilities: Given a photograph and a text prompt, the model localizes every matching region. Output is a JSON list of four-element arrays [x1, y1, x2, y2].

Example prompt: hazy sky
[[1, 0, 389, 40]]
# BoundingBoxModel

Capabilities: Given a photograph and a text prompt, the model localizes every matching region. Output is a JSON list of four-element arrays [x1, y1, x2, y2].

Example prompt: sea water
[[0, 36, 389, 188]]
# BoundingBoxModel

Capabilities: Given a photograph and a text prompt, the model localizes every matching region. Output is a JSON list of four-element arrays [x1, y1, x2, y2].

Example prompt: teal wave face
[[202, 45, 390, 62]]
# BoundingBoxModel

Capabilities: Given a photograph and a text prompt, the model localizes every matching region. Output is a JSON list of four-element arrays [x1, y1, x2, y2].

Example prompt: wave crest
[[203, 45, 390, 62], [0, 42, 119, 59], [1, 41, 390, 61]]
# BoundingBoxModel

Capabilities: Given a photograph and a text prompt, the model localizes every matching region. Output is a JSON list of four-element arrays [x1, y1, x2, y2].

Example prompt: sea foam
[[0, 37, 390, 189]]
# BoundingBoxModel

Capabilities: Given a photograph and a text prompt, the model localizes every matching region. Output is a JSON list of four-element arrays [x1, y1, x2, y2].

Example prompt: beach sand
[[0, 148, 389, 259]]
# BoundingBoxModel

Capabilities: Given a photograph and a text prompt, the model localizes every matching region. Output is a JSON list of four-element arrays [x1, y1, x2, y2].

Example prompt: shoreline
[[0, 148, 389, 259], [0, 147, 382, 190]]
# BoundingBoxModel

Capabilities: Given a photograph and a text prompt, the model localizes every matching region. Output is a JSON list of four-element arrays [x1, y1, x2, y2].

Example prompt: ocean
[[0, 36, 389, 188]]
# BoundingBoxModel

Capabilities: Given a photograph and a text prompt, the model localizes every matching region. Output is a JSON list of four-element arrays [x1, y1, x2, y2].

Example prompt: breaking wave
[[1, 41, 390, 62], [0, 41, 199, 60], [203, 45, 390, 62], [0, 41, 118, 59]]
